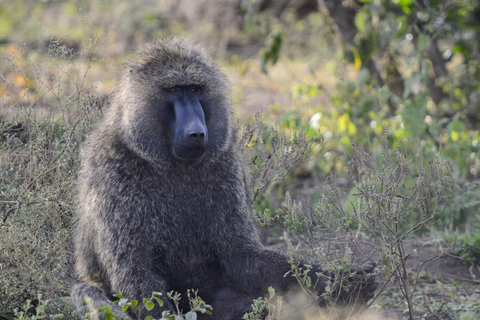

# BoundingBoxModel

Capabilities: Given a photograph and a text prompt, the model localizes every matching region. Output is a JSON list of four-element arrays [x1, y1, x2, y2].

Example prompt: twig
[[411, 241, 456, 294], [424, 296, 443, 320], [449, 274, 480, 284]]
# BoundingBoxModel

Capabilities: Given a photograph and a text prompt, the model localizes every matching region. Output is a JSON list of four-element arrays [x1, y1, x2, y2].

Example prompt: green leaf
[[356, 31, 376, 63], [451, 120, 465, 132], [416, 33, 429, 52], [118, 298, 128, 309], [161, 310, 172, 319], [260, 31, 284, 74], [131, 300, 138, 308], [378, 88, 391, 102], [352, 47, 362, 70], [343, 48, 355, 64], [403, 72, 421, 99], [185, 312, 197, 320], [144, 13, 156, 23], [453, 43, 470, 56], [144, 316, 153, 320], [154, 297, 164, 307], [402, 95, 427, 138], [395, 16, 408, 37], [144, 301, 155, 311], [394, 0, 413, 13], [97, 306, 115, 320], [113, 293, 123, 299], [354, 10, 369, 33], [305, 276, 312, 287], [98, 309, 107, 320]]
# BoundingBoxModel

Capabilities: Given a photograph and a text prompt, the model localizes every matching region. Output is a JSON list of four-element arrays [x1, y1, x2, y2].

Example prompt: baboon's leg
[[206, 287, 258, 320], [71, 283, 131, 319]]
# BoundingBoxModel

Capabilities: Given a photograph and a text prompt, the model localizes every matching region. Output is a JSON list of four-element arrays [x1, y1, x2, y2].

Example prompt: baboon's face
[[163, 85, 208, 160], [119, 41, 232, 164]]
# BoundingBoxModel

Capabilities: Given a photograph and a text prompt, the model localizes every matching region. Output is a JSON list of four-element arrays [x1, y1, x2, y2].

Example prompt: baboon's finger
[[352, 261, 376, 274]]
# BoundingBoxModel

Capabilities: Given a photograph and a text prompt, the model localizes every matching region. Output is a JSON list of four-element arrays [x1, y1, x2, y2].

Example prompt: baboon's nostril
[[189, 131, 205, 139]]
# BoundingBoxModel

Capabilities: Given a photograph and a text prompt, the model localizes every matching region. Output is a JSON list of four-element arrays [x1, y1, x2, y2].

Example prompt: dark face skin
[[164, 85, 208, 160]]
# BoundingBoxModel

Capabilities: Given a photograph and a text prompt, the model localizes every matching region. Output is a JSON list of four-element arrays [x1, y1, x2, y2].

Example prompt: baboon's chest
[[148, 178, 221, 251], [146, 168, 239, 274], [152, 194, 222, 290]]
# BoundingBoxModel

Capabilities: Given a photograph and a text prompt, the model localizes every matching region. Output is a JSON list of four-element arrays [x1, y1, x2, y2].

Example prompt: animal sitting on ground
[[70, 38, 377, 320]]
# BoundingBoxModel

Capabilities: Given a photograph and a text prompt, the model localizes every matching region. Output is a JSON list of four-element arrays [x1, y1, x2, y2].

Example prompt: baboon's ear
[[127, 67, 139, 78]]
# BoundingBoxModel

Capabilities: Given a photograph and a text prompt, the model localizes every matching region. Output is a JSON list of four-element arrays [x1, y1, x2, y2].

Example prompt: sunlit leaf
[[113, 293, 123, 299], [354, 10, 369, 33], [144, 299, 155, 311], [118, 298, 128, 309], [394, 0, 412, 13], [352, 47, 362, 71], [154, 297, 164, 307], [185, 312, 197, 320]]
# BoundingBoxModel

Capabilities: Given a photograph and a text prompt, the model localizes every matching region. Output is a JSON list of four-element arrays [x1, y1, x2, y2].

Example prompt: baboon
[[71, 39, 377, 320]]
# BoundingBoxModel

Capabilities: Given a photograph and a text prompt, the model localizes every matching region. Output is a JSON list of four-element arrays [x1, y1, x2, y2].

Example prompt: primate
[[71, 39, 377, 320]]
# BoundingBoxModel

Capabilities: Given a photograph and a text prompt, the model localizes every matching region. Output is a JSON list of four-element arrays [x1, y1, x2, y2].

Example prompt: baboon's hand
[[310, 261, 377, 307], [335, 261, 378, 305]]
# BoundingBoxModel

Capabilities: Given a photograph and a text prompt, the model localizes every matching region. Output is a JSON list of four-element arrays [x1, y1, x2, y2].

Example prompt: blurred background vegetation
[[0, 0, 479, 319]]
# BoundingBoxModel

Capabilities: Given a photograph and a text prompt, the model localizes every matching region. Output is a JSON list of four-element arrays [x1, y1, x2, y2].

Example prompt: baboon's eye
[[190, 86, 201, 93], [169, 87, 177, 93]]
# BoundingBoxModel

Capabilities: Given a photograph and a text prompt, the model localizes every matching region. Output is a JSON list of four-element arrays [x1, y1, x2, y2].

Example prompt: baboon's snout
[[174, 119, 208, 160]]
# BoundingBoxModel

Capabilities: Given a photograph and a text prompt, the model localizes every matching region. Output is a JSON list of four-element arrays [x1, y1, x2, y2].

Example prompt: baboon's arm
[[214, 206, 374, 302], [96, 225, 175, 318], [220, 240, 376, 304], [219, 242, 329, 296]]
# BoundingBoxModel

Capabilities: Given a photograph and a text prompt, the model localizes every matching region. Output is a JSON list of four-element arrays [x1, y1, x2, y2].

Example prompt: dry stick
[[398, 240, 415, 320], [399, 205, 450, 242], [411, 242, 456, 295], [0, 200, 18, 204], [424, 296, 443, 320], [449, 274, 480, 284], [361, 261, 403, 312]]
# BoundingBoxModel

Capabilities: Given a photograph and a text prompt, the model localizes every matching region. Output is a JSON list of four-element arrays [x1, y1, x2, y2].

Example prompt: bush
[[0, 39, 105, 317]]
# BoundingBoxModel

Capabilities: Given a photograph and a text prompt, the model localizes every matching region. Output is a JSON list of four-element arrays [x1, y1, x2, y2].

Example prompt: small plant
[[13, 294, 64, 320], [242, 287, 284, 320], [256, 126, 455, 319], [84, 290, 212, 320], [240, 113, 321, 203], [344, 129, 455, 319], [451, 214, 480, 265]]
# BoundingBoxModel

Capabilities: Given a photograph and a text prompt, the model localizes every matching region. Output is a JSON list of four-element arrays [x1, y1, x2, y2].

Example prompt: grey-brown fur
[[71, 39, 376, 320]]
